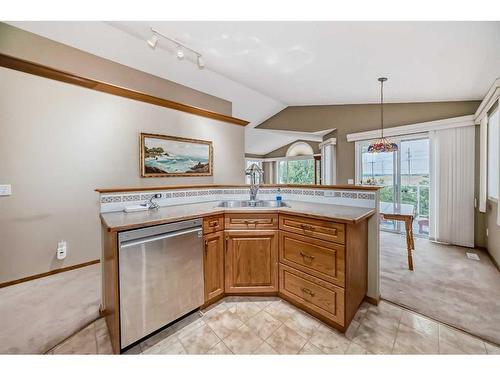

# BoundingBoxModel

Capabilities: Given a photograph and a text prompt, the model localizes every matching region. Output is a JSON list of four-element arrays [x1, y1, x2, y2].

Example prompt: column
[[319, 138, 337, 185]]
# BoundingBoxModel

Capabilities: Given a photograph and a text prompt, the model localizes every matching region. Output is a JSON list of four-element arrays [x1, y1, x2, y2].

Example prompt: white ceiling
[[108, 21, 500, 105], [8, 21, 500, 155]]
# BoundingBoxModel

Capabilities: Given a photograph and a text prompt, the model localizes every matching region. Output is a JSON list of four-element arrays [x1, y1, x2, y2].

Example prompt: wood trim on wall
[[95, 183, 381, 194], [0, 53, 249, 126], [0, 259, 100, 289]]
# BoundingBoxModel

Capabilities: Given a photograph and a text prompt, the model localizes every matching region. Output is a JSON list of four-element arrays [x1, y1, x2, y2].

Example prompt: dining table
[[379, 202, 416, 270]]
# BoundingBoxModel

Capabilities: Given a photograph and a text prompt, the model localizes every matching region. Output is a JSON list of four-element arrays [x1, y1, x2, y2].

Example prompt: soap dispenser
[[276, 187, 282, 202]]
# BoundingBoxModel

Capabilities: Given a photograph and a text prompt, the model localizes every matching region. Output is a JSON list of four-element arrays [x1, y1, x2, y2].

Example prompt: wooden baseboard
[[364, 295, 380, 306], [0, 259, 100, 289]]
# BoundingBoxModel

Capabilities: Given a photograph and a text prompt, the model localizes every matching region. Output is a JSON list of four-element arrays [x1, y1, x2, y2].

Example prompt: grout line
[[381, 298, 498, 348]]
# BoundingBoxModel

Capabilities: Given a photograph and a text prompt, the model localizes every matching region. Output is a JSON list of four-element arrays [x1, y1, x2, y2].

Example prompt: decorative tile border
[[99, 186, 376, 212]]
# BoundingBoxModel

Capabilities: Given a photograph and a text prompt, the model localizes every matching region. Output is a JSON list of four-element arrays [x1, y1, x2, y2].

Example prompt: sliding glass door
[[357, 134, 430, 237]]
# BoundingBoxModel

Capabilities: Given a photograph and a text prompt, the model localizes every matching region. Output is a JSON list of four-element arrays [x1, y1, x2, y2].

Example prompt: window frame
[[487, 108, 499, 202]]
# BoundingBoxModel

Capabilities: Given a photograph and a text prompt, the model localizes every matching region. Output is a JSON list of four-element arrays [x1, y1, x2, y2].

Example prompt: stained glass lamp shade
[[368, 77, 398, 153]]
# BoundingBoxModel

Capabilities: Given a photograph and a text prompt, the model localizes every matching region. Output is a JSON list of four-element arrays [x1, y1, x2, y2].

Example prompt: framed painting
[[140, 133, 213, 177]]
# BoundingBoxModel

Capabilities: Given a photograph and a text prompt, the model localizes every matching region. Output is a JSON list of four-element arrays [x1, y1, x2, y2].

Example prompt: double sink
[[217, 200, 289, 208]]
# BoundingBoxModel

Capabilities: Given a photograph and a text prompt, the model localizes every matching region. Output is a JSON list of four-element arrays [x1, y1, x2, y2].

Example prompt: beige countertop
[[100, 200, 376, 232]]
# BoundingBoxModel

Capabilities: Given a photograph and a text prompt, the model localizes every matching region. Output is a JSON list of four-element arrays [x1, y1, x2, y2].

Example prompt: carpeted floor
[[0, 264, 100, 354], [380, 231, 500, 345]]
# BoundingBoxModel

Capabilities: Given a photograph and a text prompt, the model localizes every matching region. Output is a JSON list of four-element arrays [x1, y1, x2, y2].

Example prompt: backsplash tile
[[99, 187, 378, 213]]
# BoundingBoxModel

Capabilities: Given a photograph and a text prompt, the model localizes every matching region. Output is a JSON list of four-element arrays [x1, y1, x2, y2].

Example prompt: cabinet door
[[225, 230, 278, 293], [203, 231, 225, 303]]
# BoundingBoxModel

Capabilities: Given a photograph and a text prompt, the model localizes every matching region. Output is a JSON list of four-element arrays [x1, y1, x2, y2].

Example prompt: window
[[278, 159, 315, 184], [488, 109, 499, 200]]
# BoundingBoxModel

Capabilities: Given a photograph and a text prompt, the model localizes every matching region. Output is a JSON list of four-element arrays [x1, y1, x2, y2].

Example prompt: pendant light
[[367, 77, 398, 153]]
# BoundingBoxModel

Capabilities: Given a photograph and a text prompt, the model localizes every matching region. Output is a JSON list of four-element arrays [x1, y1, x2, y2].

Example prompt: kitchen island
[[98, 184, 379, 354]]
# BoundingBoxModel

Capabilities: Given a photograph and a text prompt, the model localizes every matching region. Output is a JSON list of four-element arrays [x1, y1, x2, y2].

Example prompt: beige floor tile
[[174, 315, 206, 340], [200, 301, 227, 319], [484, 342, 500, 355], [308, 324, 350, 354], [364, 303, 402, 331], [177, 324, 220, 354], [266, 324, 307, 354], [399, 310, 438, 337], [223, 324, 264, 354], [345, 320, 360, 340], [140, 326, 178, 351], [345, 342, 370, 354], [227, 301, 262, 322], [439, 325, 487, 354], [253, 341, 278, 354], [246, 296, 280, 309], [204, 308, 244, 339], [206, 341, 233, 355], [246, 310, 283, 340], [141, 330, 179, 353], [143, 338, 186, 354], [393, 324, 439, 354], [298, 341, 323, 354], [52, 323, 97, 354], [264, 300, 300, 322], [283, 310, 321, 339], [351, 320, 397, 354]]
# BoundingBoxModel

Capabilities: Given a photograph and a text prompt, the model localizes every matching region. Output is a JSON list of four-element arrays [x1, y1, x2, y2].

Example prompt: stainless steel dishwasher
[[118, 218, 204, 349]]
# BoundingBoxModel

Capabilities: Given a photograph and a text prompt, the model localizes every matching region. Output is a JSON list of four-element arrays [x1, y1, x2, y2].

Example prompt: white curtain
[[429, 126, 475, 247]]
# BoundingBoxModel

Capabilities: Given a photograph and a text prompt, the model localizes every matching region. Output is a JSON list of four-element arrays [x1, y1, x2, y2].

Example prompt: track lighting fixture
[[197, 55, 205, 70], [146, 28, 205, 70], [147, 34, 158, 49], [176, 47, 185, 60]]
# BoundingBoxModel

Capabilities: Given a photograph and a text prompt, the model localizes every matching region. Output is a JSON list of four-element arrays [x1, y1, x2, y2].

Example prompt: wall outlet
[[153, 193, 162, 199], [0, 184, 12, 196], [347, 179, 354, 185], [57, 241, 67, 260], [324, 190, 335, 197]]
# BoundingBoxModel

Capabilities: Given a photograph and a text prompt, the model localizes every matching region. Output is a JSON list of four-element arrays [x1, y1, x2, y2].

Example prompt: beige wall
[[0, 67, 245, 283], [0, 22, 231, 115]]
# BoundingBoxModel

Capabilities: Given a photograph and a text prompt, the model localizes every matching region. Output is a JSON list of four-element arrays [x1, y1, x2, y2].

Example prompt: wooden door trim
[[0, 53, 249, 126]]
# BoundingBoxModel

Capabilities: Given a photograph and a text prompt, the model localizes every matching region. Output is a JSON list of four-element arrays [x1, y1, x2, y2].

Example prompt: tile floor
[[49, 296, 500, 355]]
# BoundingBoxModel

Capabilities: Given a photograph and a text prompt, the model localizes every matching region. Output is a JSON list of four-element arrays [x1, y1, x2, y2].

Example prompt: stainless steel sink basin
[[217, 200, 288, 208]]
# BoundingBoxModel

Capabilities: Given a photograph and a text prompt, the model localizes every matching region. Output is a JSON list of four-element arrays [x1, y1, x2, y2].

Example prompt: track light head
[[197, 55, 205, 70], [147, 34, 158, 49], [176, 47, 184, 60]]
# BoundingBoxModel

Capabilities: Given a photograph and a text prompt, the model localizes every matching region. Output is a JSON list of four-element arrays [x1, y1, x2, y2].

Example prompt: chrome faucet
[[147, 196, 160, 210], [245, 163, 264, 202]]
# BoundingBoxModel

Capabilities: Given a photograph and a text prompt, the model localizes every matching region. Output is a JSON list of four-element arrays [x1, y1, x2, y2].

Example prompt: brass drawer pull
[[300, 224, 314, 231], [209, 221, 219, 227], [244, 220, 258, 226], [301, 287, 315, 297], [300, 251, 315, 261]]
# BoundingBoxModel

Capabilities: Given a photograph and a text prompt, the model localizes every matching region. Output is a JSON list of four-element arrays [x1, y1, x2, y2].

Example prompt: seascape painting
[[140, 133, 213, 177]]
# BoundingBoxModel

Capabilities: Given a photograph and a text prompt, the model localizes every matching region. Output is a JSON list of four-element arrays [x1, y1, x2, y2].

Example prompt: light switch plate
[[0, 184, 12, 196], [347, 179, 354, 185]]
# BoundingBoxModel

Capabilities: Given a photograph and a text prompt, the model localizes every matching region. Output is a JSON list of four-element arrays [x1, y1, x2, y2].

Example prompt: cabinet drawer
[[225, 213, 278, 230], [279, 264, 345, 326], [203, 215, 224, 234], [279, 214, 345, 244], [279, 231, 345, 287]]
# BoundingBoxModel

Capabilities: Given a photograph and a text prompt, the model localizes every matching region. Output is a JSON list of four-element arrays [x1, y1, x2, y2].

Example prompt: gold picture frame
[[140, 133, 213, 177]]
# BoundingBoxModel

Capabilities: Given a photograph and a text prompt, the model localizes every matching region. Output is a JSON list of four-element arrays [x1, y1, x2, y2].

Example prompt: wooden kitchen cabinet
[[203, 231, 225, 304], [225, 230, 278, 293]]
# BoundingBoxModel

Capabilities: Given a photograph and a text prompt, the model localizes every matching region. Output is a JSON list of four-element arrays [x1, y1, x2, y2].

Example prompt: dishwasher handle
[[120, 226, 202, 249]]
